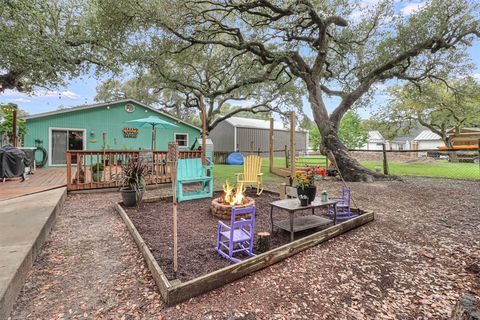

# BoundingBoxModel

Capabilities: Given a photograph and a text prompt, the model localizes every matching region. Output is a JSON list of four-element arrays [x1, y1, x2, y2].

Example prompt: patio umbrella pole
[[151, 125, 156, 150]]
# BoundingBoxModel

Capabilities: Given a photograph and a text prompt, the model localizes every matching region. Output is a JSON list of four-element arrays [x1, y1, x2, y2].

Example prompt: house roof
[[446, 127, 480, 134], [23, 99, 201, 131], [368, 131, 385, 142], [224, 116, 306, 132], [390, 125, 425, 143], [414, 130, 442, 141]]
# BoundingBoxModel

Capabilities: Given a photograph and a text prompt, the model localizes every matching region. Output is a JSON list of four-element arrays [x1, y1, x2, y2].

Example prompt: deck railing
[[66, 150, 202, 191]]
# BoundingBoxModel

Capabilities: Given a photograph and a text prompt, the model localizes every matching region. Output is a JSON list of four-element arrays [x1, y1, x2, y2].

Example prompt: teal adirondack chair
[[176, 158, 213, 202]]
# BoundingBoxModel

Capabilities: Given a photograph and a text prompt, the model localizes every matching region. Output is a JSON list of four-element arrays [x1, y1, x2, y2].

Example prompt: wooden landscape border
[[115, 192, 375, 305]]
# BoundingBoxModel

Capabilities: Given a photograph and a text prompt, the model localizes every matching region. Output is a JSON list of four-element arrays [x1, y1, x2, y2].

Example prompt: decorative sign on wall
[[123, 127, 139, 138]]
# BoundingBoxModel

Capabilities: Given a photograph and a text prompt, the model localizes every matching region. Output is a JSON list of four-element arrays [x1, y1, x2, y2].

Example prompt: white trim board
[[174, 132, 189, 148]]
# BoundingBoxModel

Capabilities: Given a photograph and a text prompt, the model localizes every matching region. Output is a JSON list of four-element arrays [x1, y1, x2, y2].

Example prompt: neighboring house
[[209, 116, 308, 156], [359, 131, 385, 150], [446, 127, 480, 147], [389, 126, 424, 151], [23, 99, 201, 167], [413, 130, 445, 156]]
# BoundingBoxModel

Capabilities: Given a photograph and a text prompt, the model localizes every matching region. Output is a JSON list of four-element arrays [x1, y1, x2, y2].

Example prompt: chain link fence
[[214, 147, 480, 180], [348, 148, 480, 180]]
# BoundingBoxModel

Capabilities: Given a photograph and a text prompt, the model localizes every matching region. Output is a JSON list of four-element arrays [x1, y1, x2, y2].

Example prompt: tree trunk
[[320, 127, 397, 182], [307, 85, 398, 182], [446, 137, 459, 163]]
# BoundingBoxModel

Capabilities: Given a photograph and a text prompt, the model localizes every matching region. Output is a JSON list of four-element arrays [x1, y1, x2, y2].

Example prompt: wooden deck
[[0, 168, 66, 201]]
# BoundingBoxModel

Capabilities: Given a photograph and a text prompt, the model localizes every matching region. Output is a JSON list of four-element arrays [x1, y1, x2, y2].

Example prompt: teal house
[[23, 99, 201, 167]]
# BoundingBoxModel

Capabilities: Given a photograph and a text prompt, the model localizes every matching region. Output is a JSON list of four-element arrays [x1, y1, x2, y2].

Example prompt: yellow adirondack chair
[[235, 155, 263, 195]]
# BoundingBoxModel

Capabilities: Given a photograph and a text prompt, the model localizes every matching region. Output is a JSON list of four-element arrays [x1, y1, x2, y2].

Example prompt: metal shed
[[209, 117, 308, 156]]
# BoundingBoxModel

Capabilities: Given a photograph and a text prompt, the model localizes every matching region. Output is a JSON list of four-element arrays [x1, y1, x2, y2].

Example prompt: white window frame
[[48, 127, 87, 166], [174, 132, 189, 148]]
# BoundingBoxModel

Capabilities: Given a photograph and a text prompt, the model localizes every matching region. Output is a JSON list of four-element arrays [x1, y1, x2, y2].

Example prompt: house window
[[175, 133, 188, 147]]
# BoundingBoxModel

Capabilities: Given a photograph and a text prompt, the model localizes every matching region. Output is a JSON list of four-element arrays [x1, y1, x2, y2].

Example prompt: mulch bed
[[124, 189, 337, 281]]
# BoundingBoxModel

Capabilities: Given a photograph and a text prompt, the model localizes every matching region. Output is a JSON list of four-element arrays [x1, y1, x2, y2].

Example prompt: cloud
[[8, 98, 32, 103], [1, 89, 81, 99], [400, 2, 426, 15]]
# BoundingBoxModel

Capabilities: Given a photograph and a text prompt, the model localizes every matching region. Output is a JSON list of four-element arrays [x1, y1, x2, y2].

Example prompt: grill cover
[[0, 145, 30, 178]]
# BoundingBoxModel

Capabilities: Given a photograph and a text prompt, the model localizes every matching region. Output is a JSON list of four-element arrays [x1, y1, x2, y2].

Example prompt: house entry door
[[51, 129, 84, 165]]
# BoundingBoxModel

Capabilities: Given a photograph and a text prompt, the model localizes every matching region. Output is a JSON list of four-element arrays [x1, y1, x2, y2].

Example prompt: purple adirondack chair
[[328, 187, 357, 220], [216, 206, 256, 263]]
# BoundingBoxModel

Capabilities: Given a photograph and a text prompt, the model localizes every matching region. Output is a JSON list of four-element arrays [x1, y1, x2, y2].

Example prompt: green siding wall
[[24, 101, 201, 167]]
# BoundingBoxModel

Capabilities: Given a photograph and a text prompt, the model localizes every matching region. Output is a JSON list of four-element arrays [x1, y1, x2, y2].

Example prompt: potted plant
[[298, 194, 309, 206], [120, 159, 147, 207], [91, 162, 105, 182], [292, 169, 317, 204]]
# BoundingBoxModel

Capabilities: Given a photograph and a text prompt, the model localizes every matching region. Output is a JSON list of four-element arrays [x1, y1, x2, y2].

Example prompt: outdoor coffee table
[[270, 198, 338, 242]]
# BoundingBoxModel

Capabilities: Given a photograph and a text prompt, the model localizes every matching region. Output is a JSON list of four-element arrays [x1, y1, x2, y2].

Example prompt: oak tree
[[93, 0, 479, 180]]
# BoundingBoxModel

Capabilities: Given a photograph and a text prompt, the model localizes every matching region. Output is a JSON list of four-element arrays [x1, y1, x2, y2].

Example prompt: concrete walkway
[[0, 187, 66, 319]]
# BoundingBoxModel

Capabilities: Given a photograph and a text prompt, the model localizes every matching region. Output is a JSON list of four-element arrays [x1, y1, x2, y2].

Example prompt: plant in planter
[[120, 159, 147, 207], [298, 194, 309, 206], [292, 169, 317, 204], [91, 163, 105, 182]]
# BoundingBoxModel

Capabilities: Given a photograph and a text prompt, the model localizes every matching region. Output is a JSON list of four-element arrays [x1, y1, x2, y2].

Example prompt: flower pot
[[92, 170, 104, 182], [299, 197, 309, 206], [120, 187, 144, 207], [297, 185, 317, 204]]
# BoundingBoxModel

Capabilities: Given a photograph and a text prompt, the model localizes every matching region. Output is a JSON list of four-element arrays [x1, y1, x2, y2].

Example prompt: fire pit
[[211, 181, 255, 219]]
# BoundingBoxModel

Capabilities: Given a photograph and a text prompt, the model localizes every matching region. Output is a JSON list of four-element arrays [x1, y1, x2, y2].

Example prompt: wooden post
[[382, 143, 389, 175], [269, 118, 274, 173], [201, 106, 206, 165], [151, 127, 156, 150], [12, 109, 17, 147], [66, 152, 72, 190], [167, 143, 179, 277], [256, 232, 271, 253], [290, 111, 296, 176], [250, 141, 254, 154], [284, 145, 289, 168]]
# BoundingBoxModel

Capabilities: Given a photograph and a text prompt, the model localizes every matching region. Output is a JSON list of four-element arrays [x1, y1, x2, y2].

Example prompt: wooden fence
[[66, 150, 201, 191]]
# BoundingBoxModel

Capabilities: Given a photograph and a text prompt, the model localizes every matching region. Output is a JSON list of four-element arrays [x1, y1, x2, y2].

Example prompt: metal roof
[[22, 98, 201, 131], [225, 116, 305, 132], [414, 130, 442, 141]]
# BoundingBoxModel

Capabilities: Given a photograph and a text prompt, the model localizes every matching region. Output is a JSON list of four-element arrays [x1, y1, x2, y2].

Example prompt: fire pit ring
[[211, 197, 255, 220]]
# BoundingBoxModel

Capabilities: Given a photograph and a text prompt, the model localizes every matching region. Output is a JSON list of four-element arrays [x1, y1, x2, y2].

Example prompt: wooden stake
[[168, 143, 179, 277], [290, 111, 296, 176], [382, 143, 389, 175], [269, 118, 274, 173], [327, 150, 358, 209], [172, 176, 178, 276]]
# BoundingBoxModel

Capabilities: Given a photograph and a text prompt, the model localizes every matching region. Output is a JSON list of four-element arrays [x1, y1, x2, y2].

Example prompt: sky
[[1, 0, 479, 120]]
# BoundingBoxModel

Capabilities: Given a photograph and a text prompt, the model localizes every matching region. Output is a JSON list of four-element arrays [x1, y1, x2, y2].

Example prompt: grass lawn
[[213, 156, 479, 182], [361, 160, 480, 180], [213, 160, 283, 187]]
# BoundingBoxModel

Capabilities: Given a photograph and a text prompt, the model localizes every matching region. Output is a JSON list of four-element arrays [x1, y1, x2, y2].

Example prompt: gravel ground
[[9, 177, 480, 319]]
